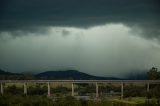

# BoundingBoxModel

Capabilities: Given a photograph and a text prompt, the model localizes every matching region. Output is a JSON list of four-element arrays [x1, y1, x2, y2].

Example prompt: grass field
[[111, 97, 159, 105], [4, 82, 75, 88]]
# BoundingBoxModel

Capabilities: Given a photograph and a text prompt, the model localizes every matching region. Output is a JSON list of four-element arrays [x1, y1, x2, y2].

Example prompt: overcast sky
[[0, 0, 160, 77]]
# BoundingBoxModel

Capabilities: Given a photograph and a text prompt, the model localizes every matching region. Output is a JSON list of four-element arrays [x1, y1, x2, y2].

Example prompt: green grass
[[4, 82, 74, 88], [111, 97, 158, 105], [5, 83, 23, 88], [112, 99, 138, 104], [125, 97, 146, 104]]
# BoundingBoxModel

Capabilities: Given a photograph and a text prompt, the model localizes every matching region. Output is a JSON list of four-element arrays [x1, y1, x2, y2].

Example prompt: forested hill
[[0, 69, 152, 80], [0, 69, 121, 80], [35, 70, 120, 80], [0, 69, 24, 80], [0, 69, 14, 75]]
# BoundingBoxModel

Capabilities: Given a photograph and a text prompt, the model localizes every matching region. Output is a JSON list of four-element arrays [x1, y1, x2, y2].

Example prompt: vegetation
[[148, 67, 160, 80], [0, 94, 53, 106], [1, 94, 160, 106], [1, 81, 160, 106], [0, 67, 160, 105]]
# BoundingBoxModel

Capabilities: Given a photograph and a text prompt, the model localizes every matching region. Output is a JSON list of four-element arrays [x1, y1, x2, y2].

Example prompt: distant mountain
[[1, 68, 148, 80], [35, 70, 121, 80], [0, 69, 15, 75], [0, 69, 34, 80], [0, 69, 121, 80]]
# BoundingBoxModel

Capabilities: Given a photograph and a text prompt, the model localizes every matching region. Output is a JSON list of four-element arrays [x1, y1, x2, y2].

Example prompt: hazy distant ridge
[[0, 69, 148, 80], [0, 69, 121, 80], [35, 70, 120, 80]]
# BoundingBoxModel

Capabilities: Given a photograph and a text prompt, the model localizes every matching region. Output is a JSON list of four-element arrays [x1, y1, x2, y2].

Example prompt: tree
[[148, 67, 160, 80]]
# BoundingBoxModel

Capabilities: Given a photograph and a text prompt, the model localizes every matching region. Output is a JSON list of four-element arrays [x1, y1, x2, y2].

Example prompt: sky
[[0, 0, 160, 77]]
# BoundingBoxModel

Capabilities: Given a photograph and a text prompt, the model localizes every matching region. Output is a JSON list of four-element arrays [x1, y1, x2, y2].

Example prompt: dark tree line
[[148, 67, 160, 80]]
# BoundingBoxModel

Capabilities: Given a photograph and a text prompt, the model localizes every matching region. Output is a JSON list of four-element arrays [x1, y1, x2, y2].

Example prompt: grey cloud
[[62, 30, 70, 37], [0, 24, 160, 77], [0, 0, 160, 39]]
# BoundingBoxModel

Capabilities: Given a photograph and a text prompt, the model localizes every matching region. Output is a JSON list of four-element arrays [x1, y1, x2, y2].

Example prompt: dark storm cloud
[[0, 0, 160, 38]]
